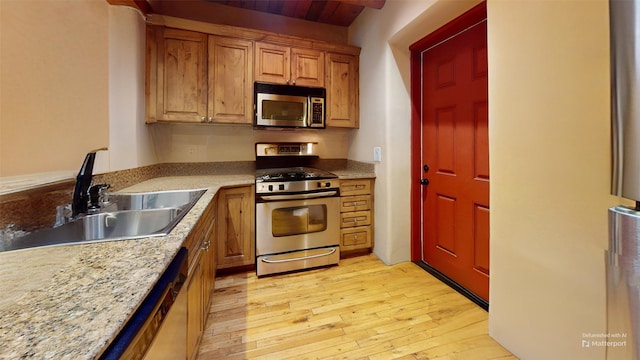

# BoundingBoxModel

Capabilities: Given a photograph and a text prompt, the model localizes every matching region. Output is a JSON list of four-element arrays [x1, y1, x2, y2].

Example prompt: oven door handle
[[259, 190, 338, 201], [260, 247, 337, 264]]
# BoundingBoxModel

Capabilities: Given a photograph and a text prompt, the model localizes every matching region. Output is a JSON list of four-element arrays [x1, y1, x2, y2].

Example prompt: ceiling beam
[[339, 0, 385, 9]]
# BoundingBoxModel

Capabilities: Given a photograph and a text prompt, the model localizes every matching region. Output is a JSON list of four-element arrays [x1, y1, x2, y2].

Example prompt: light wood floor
[[197, 254, 517, 360]]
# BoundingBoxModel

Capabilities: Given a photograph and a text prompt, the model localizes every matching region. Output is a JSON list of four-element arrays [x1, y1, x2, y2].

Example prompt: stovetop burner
[[256, 167, 338, 183]]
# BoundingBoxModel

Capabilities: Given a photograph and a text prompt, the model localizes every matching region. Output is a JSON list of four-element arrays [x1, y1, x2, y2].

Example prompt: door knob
[[420, 178, 430, 186]]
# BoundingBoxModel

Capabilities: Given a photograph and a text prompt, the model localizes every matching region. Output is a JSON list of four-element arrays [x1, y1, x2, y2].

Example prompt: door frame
[[409, 2, 488, 262]]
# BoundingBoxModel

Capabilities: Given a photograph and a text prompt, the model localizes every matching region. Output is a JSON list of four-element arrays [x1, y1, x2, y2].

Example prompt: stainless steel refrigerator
[[608, 1, 640, 359]]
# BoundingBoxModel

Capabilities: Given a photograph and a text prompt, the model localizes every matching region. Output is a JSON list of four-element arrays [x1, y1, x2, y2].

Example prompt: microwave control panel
[[310, 97, 325, 125]]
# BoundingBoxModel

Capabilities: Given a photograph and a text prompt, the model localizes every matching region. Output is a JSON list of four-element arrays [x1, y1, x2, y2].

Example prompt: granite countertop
[[0, 170, 374, 360]]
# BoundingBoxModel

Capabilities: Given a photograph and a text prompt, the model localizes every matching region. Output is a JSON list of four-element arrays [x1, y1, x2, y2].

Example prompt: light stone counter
[[331, 169, 376, 179], [0, 170, 372, 359], [0, 174, 253, 360]]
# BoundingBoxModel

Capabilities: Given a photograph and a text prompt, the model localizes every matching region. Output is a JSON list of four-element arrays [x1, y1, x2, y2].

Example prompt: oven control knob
[[268, 185, 273, 192], [279, 184, 285, 191], [325, 182, 331, 188]]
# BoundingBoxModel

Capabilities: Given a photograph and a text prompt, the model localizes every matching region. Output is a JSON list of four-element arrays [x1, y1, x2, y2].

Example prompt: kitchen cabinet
[[208, 36, 254, 124], [146, 26, 254, 124], [148, 27, 208, 123], [145, 19, 360, 128], [186, 249, 204, 360], [201, 195, 217, 316], [217, 185, 255, 269], [255, 42, 325, 87], [146, 18, 361, 126], [185, 196, 217, 360], [339, 179, 374, 252], [326, 52, 360, 128]]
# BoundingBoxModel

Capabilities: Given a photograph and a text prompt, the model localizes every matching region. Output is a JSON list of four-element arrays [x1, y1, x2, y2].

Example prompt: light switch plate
[[373, 147, 382, 162]]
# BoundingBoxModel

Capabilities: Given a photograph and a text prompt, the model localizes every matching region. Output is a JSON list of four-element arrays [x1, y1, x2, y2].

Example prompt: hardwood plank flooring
[[197, 254, 517, 360]]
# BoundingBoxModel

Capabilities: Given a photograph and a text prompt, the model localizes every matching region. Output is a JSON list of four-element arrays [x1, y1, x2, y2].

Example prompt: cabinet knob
[[201, 116, 206, 123]]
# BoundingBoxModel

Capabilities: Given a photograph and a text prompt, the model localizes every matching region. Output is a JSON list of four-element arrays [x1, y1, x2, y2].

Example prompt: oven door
[[256, 194, 340, 256]]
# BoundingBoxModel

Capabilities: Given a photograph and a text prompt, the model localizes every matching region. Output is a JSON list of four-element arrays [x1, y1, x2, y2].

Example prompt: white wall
[[0, 0, 109, 177], [106, 6, 157, 172], [349, 0, 481, 265], [487, 1, 623, 359], [351, 0, 630, 359], [0, 1, 157, 182], [150, 124, 351, 162]]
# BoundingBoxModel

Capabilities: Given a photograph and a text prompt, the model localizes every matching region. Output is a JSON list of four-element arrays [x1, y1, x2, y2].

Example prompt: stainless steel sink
[[106, 189, 206, 211], [1, 189, 206, 252]]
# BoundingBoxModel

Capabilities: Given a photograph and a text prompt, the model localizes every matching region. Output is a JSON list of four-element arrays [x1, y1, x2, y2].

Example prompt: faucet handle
[[89, 184, 111, 209], [54, 204, 72, 227]]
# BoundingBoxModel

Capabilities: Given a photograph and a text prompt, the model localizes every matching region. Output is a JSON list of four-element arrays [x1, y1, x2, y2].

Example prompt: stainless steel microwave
[[254, 82, 326, 128]]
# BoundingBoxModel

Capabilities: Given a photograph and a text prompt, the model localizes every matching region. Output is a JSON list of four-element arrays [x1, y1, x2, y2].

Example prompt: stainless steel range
[[255, 142, 340, 276]]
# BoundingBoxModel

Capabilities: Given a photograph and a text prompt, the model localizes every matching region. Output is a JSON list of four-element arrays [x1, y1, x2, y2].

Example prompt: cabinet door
[[326, 52, 359, 128], [202, 196, 217, 314], [255, 42, 290, 85], [155, 28, 208, 123], [291, 48, 324, 87], [187, 250, 204, 360], [209, 36, 254, 124], [217, 186, 255, 269]]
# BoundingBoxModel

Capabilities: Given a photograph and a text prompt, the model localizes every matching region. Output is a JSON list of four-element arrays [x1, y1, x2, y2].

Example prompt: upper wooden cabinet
[[326, 52, 359, 128], [147, 27, 254, 124], [255, 42, 325, 87], [146, 17, 360, 127], [254, 42, 289, 85], [149, 27, 208, 123], [209, 36, 254, 124]]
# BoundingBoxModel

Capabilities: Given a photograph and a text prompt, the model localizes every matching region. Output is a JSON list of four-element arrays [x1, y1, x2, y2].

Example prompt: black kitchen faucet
[[71, 147, 107, 217]]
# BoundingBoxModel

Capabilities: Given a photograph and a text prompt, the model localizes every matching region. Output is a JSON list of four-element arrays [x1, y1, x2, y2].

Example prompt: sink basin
[[1, 189, 207, 252], [106, 189, 206, 211]]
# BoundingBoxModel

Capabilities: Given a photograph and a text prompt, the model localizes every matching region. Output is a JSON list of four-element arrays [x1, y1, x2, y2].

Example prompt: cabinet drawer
[[340, 211, 371, 228], [340, 179, 372, 196], [340, 195, 371, 212], [184, 222, 206, 268], [341, 226, 371, 250]]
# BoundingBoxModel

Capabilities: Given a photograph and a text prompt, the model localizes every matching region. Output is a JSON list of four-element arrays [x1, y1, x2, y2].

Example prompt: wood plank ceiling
[[205, 0, 386, 27]]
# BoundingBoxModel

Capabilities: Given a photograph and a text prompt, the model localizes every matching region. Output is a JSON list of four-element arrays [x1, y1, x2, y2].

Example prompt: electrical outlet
[[373, 147, 382, 162]]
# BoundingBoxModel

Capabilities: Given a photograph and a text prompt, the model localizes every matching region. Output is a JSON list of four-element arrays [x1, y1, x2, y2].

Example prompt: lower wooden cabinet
[[202, 196, 217, 316], [339, 179, 374, 252], [186, 249, 204, 360], [217, 185, 255, 269], [185, 195, 217, 360]]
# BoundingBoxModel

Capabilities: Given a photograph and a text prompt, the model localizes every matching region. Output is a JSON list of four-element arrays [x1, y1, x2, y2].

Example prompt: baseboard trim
[[414, 261, 489, 311]]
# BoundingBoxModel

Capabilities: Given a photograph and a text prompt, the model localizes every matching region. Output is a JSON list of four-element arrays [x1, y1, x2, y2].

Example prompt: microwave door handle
[[306, 98, 311, 127]]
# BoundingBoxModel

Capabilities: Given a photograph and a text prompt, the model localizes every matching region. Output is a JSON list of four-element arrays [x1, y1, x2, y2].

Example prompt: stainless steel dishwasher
[[100, 247, 188, 360]]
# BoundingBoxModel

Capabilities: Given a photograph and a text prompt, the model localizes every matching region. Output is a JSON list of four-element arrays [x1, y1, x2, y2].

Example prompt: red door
[[415, 8, 489, 301]]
